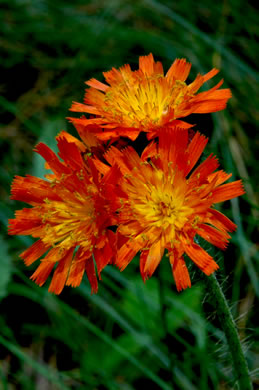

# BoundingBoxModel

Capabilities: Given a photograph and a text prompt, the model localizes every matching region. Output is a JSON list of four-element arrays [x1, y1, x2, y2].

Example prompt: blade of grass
[[79, 284, 170, 368], [0, 334, 70, 390], [105, 267, 225, 342], [0, 364, 8, 390], [9, 279, 172, 390], [0, 96, 39, 136], [143, 0, 259, 80], [0, 236, 12, 300]]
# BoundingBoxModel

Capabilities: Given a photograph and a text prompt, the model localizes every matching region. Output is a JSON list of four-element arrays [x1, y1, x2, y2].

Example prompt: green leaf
[[0, 333, 70, 390], [0, 236, 12, 300]]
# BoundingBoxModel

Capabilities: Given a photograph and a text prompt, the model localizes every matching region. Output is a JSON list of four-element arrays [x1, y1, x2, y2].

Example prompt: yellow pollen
[[40, 195, 96, 251], [126, 168, 193, 237], [101, 75, 191, 128]]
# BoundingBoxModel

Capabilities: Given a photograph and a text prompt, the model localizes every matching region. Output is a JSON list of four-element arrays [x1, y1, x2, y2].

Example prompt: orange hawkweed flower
[[69, 53, 231, 141], [8, 133, 120, 294], [108, 127, 244, 291]]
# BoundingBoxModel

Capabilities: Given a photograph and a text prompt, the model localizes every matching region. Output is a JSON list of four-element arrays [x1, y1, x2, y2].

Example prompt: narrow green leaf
[[0, 236, 12, 300], [0, 334, 70, 390]]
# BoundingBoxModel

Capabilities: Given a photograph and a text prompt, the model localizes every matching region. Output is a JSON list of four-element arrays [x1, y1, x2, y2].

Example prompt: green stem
[[205, 273, 252, 390]]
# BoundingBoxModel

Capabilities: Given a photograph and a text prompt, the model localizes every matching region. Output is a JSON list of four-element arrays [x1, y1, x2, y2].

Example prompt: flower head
[[107, 127, 244, 291], [8, 132, 120, 294], [69, 53, 231, 141]]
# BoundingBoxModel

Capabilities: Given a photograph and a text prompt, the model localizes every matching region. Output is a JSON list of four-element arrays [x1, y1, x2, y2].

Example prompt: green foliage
[[0, 237, 12, 300], [0, 0, 258, 388]]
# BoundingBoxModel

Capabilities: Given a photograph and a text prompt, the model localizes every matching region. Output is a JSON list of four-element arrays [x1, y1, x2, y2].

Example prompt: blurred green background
[[0, 0, 258, 389]]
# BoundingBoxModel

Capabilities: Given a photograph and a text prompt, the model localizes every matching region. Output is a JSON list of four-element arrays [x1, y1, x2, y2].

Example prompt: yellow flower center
[[41, 193, 97, 251], [122, 167, 193, 241], [103, 75, 190, 128], [137, 184, 191, 230]]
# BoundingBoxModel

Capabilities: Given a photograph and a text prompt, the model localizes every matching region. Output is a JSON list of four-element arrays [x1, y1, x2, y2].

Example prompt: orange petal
[[30, 261, 55, 287], [189, 154, 219, 184], [103, 67, 125, 86], [69, 101, 100, 115], [185, 132, 208, 175], [85, 257, 98, 294], [48, 248, 74, 294], [66, 259, 85, 288], [66, 248, 89, 288], [94, 241, 113, 276], [211, 180, 245, 203], [147, 121, 193, 141], [187, 74, 204, 94], [116, 239, 142, 271], [114, 127, 140, 141], [197, 224, 231, 250], [158, 127, 189, 170], [56, 131, 86, 152], [84, 87, 106, 105], [139, 53, 155, 76], [191, 99, 230, 114], [141, 140, 157, 161], [92, 157, 110, 175], [192, 79, 224, 100], [56, 136, 84, 171], [8, 209, 42, 236], [71, 123, 105, 146], [106, 145, 142, 175], [166, 58, 192, 82], [139, 250, 149, 282], [85, 78, 109, 92], [34, 143, 70, 178], [184, 243, 219, 275], [202, 68, 219, 83], [170, 255, 191, 291], [20, 240, 49, 266], [104, 146, 129, 175], [206, 208, 236, 233], [68, 117, 104, 128], [10, 175, 62, 204], [154, 60, 164, 75], [207, 170, 232, 186], [144, 239, 164, 277], [194, 85, 231, 103]]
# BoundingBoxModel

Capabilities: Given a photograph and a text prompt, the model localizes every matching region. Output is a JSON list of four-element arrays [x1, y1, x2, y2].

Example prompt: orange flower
[[8, 133, 120, 294], [107, 127, 244, 291], [69, 53, 231, 141]]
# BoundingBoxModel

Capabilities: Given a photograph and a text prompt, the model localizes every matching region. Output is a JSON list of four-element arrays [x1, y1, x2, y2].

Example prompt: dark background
[[0, 1, 258, 389]]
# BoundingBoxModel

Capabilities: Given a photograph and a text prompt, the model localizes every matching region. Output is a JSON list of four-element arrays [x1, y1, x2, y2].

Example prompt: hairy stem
[[205, 273, 252, 390]]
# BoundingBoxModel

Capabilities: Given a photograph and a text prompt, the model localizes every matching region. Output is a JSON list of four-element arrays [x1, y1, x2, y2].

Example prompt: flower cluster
[[9, 54, 244, 294]]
